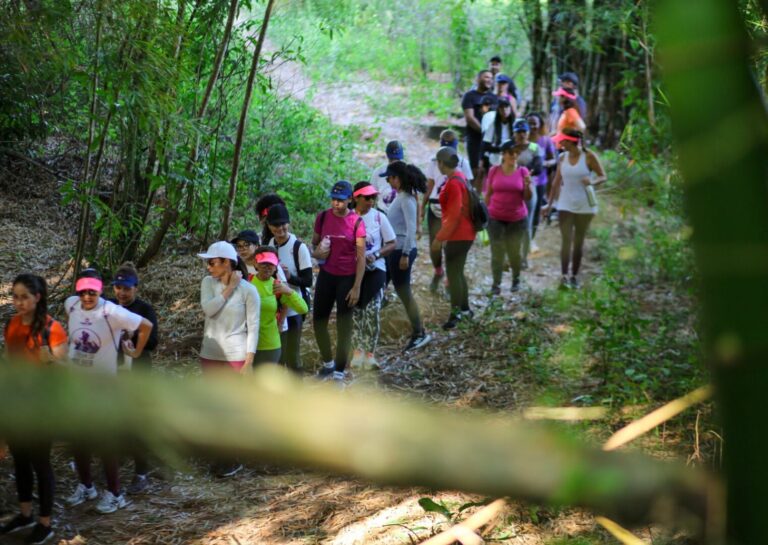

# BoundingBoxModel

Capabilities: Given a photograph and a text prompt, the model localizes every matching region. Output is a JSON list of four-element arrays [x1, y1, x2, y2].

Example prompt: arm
[[200, 274, 240, 318], [585, 151, 607, 187], [244, 283, 259, 368], [422, 178, 435, 218], [485, 167, 494, 203], [523, 171, 533, 202], [545, 160, 564, 209], [346, 237, 366, 306], [274, 283, 308, 315], [529, 153, 544, 177], [464, 108, 481, 132], [435, 179, 462, 241], [123, 318, 153, 359], [138, 303, 159, 352]]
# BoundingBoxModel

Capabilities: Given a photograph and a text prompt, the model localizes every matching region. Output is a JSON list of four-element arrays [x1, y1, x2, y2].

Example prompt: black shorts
[[466, 133, 483, 169]]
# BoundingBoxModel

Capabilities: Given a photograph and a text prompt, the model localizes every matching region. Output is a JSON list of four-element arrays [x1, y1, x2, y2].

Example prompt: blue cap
[[329, 180, 353, 200], [513, 119, 530, 133], [439, 138, 459, 149], [496, 74, 512, 84], [111, 273, 138, 287], [385, 140, 404, 160]]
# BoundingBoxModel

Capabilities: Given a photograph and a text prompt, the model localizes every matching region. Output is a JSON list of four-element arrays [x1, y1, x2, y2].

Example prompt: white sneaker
[[350, 349, 364, 368], [66, 483, 98, 506], [95, 491, 128, 514]]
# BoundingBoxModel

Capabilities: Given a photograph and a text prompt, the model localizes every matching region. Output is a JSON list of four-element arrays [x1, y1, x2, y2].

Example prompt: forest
[[0, 0, 767, 544]]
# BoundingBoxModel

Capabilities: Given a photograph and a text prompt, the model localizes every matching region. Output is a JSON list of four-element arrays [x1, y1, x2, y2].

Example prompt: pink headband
[[76, 277, 103, 293], [552, 88, 577, 101], [353, 185, 379, 197], [255, 252, 279, 266]]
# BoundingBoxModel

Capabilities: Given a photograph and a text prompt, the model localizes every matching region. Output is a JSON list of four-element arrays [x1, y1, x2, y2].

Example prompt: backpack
[[452, 175, 489, 232], [291, 238, 312, 315]]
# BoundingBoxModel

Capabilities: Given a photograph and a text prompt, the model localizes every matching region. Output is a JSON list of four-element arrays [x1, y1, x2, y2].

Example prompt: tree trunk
[[657, 0, 768, 542], [219, 0, 275, 241]]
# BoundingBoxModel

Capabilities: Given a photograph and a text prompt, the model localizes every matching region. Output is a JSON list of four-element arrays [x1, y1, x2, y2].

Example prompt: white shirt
[[370, 162, 397, 211], [65, 296, 143, 374], [425, 155, 473, 218], [266, 233, 313, 318], [481, 111, 513, 166], [359, 208, 396, 272], [199, 276, 260, 361]]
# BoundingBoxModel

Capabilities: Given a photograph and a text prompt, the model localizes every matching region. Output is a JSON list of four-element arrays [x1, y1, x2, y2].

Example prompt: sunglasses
[[77, 290, 99, 297], [362, 195, 376, 201], [235, 243, 253, 250], [207, 259, 222, 266]]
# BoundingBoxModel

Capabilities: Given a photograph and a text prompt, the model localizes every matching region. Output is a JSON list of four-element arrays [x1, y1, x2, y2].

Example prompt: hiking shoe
[[442, 314, 460, 330], [215, 463, 244, 478], [405, 333, 432, 351], [317, 362, 336, 379], [66, 483, 98, 506], [25, 523, 54, 545], [488, 285, 501, 296], [1, 513, 35, 534], [559, 275, 571, 290], [331, 370, 346, 382], [569, 276, 580, 289], [95, 491, 127, 514], [511, 278, 521, 292], [460, 309, 474, 320], [126, 474, 149, 495]]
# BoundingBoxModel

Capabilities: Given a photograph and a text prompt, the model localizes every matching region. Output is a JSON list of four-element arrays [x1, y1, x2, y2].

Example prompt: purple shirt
[[314, 209, 366, 276], [486, 165, 529, 223], [535, 135, 556, 187]]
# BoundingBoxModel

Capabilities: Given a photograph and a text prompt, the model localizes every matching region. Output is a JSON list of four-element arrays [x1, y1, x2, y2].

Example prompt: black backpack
[[453, 175, 489, 232], [291, 238, 312, 315]]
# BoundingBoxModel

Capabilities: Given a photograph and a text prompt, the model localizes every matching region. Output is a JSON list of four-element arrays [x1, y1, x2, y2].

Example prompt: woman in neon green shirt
[[250, 246, 308, 366]]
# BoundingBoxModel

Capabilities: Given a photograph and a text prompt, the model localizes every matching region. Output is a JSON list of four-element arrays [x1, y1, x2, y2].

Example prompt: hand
[[345, 284, 361, 307], [540, 206, 551, 220], [273, 282, 293, 297], [228, 271, 243, 289], [314, 246, 330, 260], [580, 176, 591, 187], [122, 339, 141, 359], [416, 227, 423, 240], [431, 239, 443, 255], [281, 264, 291, 278], [399, 255, 410, 271], [366, 254, 376, 265], [241, 353, 254, 374]]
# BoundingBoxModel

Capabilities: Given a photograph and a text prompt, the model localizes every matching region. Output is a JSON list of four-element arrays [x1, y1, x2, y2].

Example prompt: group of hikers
[[1, 54, 607, 544]]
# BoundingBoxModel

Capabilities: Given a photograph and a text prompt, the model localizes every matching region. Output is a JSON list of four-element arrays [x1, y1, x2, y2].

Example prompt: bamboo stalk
[[0, 365, 712, 529]]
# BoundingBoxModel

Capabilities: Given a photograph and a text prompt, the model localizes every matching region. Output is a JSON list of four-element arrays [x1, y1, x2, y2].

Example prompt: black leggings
[[9, 442, 54, 517], [558, 211, 594, 276], [488, 218, 526, 286], [313, 270, 356, 372], [280, 314, 304, 371], [532, 184, 547, 238], [444, 240, 473, 313], [387, 248, 423, 335], [427, 207, 443, 271]]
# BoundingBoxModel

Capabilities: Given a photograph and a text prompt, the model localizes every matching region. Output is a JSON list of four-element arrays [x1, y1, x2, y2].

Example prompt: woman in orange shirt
[[553, 87, 586, 134], [1, 274, 67, 544]]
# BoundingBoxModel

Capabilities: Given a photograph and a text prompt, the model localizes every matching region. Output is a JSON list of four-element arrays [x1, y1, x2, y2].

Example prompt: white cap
[[197, 241, 238, 261]]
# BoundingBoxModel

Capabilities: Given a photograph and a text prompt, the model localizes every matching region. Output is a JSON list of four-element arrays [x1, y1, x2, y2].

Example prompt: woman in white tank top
[[542, 129, 606, 288]]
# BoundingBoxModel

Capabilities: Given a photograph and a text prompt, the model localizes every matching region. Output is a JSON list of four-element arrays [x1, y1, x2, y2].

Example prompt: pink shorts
[[199, 358, 246, 373]]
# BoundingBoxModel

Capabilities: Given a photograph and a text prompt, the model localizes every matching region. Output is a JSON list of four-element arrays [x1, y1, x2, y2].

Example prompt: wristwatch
[[373, 251, 381, 260]]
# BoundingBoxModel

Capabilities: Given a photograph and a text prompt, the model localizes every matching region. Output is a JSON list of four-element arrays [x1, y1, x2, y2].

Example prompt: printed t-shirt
[[249, 276, 306, 351], [425, 156, 473, 218], [267, 233, 312, 318], [65, 296, 143, 374], [4, 314, 67, 365], [314, 210, 366, 276], [487, 165, 530, 223], [359, 209, 396, 272], [461, 89, 497, 136]]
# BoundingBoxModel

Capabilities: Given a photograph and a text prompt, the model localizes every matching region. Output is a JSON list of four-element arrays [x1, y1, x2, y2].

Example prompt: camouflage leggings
[[352, 268, 386, 354]]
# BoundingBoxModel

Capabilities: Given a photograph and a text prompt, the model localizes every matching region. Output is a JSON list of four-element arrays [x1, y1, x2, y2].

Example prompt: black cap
[[231, 229, 260, 245], [559, 72, 580, 87], [266, 204, 290, 225]]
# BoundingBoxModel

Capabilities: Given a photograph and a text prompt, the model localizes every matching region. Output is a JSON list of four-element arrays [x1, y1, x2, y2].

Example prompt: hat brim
[[255, 252, 279, 266], [76, 278, 103, 292], [328, 191, 352, 199], [354, 185, 379, 197]]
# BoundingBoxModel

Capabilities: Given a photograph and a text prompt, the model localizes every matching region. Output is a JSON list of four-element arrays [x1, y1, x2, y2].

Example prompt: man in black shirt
[[462, 70, 497, 191]]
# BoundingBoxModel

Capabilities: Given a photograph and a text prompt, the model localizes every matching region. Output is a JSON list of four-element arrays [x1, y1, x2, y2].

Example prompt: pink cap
[[552, 88, 577, 101], [76, 277, 103, 293], [552, 132, 581, 145], [255, 252, 279, 267], [353, 185, 379, 197]]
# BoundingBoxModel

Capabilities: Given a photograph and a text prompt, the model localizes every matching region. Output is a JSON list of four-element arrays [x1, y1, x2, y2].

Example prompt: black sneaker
[[559, 275, 570, 290], [442, 315, 460, 330], [316, 364, 335, 379], [405, 332, 432, 351], [1, 514, 35, 534], [25, 523, 53, 545], [488, 285, 501, 296], [511, 278, 521, 292], [126, 474, 149, 495], [569, 276, 580, 289]]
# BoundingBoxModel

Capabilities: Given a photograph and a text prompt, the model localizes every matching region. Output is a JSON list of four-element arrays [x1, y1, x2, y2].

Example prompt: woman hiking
[[312, 181, 366, 381], [543, 128, 607, 288], [1, 274, 67, 544], [381, 162, 431, 351]]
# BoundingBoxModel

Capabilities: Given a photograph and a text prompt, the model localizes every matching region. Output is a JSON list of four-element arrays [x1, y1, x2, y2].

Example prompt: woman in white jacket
[[198, 241, 260, 374]]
